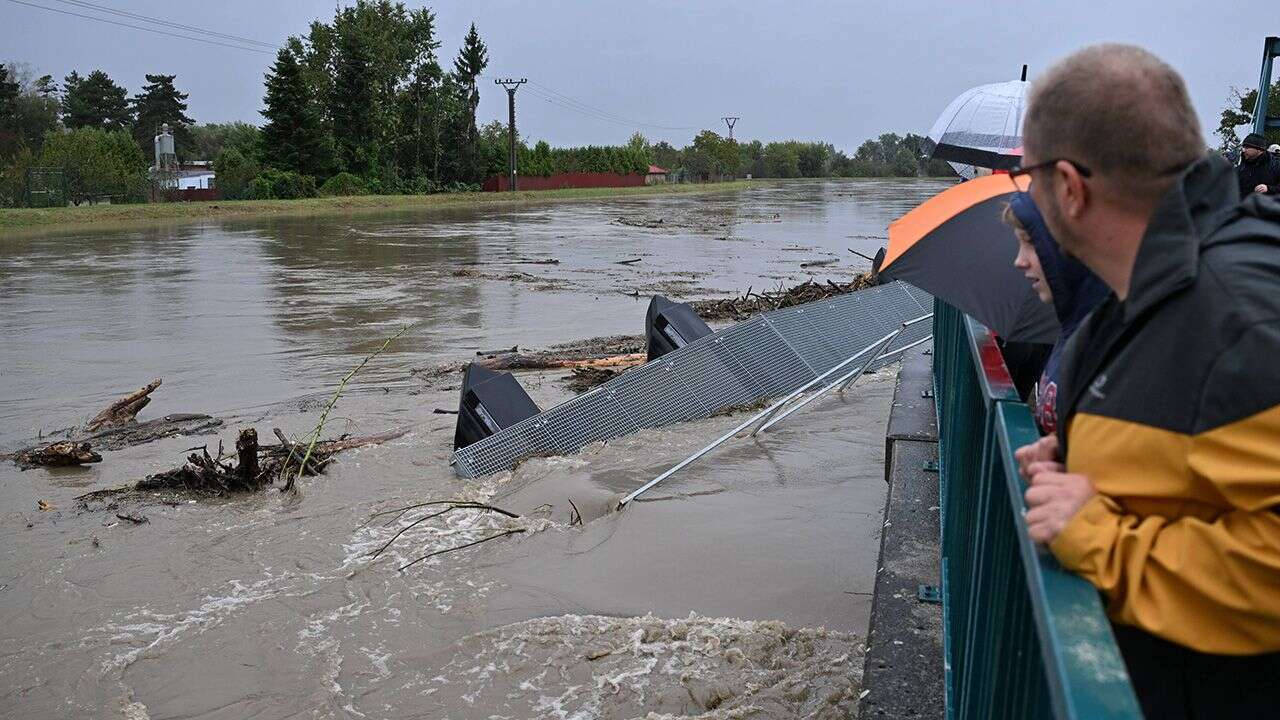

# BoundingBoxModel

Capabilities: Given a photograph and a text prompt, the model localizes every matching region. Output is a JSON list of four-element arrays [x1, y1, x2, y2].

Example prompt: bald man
[[1012, 44, 1280, 717]]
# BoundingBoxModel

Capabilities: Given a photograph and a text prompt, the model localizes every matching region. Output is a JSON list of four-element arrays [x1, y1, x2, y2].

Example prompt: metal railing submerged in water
[[453, 281, 934, 479], [618, 313, 933, 508], [932, 299, 1141, 719]]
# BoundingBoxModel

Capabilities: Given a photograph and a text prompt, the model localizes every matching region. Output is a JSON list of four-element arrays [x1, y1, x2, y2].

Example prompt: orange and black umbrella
[[880, 174, 1059, 343]]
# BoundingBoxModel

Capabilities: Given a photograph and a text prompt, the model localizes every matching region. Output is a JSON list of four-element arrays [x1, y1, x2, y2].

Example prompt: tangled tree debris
[[75, 427, 409, 510], [691, 275, 877, 321], [5, 378, 221, 468], [564, 366, 619, 393], [412, 335, 645, 380], [10, 441, 101, 469], [614, 216, 665, 228]]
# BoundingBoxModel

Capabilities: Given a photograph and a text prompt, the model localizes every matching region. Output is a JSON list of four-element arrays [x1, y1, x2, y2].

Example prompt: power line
[[48, 0, 278, 49], [522, 87, 665, 130], [484, 74, 699, 132], [5, 0, 276, 55], [527, 79, 698, 131]]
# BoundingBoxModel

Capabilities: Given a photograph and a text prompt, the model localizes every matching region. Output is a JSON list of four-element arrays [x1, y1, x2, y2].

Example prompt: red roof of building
[[648, 165, 668, 174]]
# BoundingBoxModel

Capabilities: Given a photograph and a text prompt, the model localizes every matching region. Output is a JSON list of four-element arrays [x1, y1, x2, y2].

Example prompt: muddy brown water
[[0, 179, 951, 719]]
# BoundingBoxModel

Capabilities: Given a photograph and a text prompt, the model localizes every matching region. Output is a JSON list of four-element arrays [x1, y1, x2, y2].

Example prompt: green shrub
[[318, 171, 367, 197], [213, 148, 259, 200], [249, 168, 317, 199], [38, 127, 147, 204]]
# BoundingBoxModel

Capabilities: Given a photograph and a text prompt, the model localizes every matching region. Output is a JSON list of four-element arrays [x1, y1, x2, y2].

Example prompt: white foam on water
[[408, 612, 867, 719], [94, 568, 294, 675]]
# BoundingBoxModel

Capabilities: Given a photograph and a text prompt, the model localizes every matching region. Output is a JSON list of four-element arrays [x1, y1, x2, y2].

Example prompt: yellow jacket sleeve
[[1051, 403, 1280, 655]]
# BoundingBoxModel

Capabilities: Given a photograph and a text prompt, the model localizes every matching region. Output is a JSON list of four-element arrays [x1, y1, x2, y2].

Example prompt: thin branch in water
[[365, 500, 471, 527], [363, 500, 521, 529], [367, 502, 524, 560], [367, 507, 455, 560], [398, 529, 526, 572], [285, 325, 412, 493], [567, 497, 582, 527]]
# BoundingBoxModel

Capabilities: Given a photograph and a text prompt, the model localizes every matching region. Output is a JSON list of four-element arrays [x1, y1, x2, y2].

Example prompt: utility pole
[[495, 78, 527, 191], [722, 116, 739, 140]]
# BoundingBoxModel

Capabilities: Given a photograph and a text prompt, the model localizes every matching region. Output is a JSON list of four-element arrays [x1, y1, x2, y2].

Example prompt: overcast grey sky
[[2, 0, 1272, 151]]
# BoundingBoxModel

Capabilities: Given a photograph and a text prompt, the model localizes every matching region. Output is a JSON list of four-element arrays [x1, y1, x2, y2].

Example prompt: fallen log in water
[[476, 352, 647, 373], [85, 413, 223, 451]]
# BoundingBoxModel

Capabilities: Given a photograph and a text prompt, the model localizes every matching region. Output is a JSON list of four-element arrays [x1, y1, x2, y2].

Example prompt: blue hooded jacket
[[1009, 192, 1110, 433]]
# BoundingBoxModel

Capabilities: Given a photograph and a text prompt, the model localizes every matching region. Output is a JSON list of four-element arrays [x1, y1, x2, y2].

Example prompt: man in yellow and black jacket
[[1014, 44, 1280, 717]]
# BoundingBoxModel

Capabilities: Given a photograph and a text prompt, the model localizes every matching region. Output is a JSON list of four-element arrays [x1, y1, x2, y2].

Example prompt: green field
[[0, 181, 755, 233]]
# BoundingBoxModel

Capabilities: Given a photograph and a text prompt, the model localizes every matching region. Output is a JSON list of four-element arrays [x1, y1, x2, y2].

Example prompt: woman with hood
[[1002, 192, 1110, 434]]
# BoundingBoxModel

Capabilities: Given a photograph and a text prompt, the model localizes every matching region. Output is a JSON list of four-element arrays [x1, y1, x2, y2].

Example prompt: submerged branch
[[398, 529, 527, 572]]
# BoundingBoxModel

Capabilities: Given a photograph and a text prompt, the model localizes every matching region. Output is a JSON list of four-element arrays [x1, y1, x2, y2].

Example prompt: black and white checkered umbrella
[[924, 78, 1027, 180]]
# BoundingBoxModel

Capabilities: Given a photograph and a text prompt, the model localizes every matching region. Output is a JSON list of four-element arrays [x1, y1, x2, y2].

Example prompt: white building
[[175, 169, 216, 190]]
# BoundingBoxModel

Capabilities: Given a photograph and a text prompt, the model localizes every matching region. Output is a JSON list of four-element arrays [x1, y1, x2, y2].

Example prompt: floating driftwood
[[691, 275, 877, 321], [85, 378, 161, 432], [799, 257, 839, 268], [10, 441, 101, 469], [6, 379, 220, 468], [86, 413, 223, 451], [477, 351, 646, 373], [414, 336, 646, 380]]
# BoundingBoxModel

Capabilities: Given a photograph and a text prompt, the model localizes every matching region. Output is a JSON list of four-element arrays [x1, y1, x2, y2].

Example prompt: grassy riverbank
[[0, 181, 755, 233]]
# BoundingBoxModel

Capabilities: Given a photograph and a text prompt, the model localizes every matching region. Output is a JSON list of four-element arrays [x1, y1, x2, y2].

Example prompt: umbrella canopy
[[880, 174, 1060, 343], [924, 79, 1027, 179]]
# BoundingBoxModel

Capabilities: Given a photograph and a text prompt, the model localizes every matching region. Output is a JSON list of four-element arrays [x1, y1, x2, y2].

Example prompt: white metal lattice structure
[[451, 281, 933, 478]]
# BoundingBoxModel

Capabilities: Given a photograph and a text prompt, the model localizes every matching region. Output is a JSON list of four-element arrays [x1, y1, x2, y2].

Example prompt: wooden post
[[236, 428, 259, 489]]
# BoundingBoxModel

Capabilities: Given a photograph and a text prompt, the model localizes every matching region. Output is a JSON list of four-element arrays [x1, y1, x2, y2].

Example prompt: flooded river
[[0, 178, 951, 719]]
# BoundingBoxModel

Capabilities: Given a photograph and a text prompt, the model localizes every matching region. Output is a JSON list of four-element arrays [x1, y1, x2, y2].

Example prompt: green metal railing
[[932, 299, 1142, 719]]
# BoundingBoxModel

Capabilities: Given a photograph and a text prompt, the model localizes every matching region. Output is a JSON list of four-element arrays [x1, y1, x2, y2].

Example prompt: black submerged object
[[453, 363, 541, 450], [645, 295, 713, 361]]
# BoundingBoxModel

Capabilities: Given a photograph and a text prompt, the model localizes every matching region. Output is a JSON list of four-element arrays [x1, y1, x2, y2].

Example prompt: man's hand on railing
[[1015, 435, 1060, 479], [1024, 471, 1097, 544]]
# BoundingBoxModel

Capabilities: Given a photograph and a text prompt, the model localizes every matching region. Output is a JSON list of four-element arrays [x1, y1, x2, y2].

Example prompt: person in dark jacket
[[1237, 132, 1280, 196], [1005, 192, 1109, 434], [1014, 44, 1280, 718]]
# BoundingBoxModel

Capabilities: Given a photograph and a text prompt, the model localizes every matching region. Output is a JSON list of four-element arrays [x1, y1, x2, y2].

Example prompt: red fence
[[483, 172, 645, 192], [151, 188, 221, 202]]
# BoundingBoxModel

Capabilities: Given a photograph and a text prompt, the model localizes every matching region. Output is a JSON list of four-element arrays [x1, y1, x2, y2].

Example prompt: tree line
[[1, 0, 959, 209], [0, 62, 195, 205], [642, 130, 955, 180]]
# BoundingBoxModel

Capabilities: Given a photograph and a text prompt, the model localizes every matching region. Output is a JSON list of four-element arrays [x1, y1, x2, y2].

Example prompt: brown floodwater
[[0, 179, 950, 719]]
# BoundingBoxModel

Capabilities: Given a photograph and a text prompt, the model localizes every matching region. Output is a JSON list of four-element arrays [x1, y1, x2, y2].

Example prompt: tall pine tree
[[62, 70, 132, 131], [130, 74, 195, 159], [451, 23, 488, 183], [261, 42, 325, 177]]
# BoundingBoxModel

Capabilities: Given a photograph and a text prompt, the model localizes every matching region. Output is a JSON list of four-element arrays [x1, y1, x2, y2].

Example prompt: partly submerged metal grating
[[453, 281, 933, 478]]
